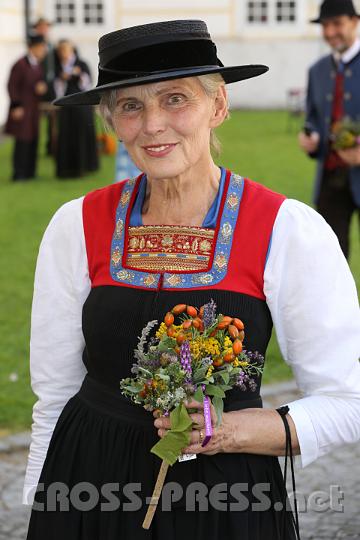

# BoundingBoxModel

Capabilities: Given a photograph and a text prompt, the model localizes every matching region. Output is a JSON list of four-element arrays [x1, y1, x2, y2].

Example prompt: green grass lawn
[[0, 110, 359, 434]]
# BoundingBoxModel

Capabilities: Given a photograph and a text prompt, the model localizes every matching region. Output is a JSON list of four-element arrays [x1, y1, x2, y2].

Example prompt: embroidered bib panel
[[125, 225, 215, 272]]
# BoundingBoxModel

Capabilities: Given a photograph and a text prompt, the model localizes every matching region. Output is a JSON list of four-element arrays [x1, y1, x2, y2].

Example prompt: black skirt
[[26, 375, 298, 540], [56, 105, 99, 179]]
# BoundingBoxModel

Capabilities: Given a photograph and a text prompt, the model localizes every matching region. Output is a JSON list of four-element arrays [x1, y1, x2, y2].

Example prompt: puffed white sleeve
[[264, 198, 360, 467], [22, 196, 91, 505]]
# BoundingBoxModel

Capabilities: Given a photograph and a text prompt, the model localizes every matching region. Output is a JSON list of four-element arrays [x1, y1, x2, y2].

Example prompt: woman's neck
[[142, 161, 221, 227]]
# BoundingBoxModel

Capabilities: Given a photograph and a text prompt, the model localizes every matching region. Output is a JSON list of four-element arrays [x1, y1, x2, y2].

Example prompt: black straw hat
[[310, 0, 360, 23], [27, 32, 47, 47], [54, 19, 269, 106]]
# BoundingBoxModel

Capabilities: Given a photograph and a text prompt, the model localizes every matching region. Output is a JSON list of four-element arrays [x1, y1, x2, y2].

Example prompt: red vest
[[83, 171, 286, 301]]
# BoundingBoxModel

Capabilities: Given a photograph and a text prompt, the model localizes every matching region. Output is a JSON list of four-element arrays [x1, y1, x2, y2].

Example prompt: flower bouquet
[[330, 118, 360, 150], [120, 299, 264, 528]]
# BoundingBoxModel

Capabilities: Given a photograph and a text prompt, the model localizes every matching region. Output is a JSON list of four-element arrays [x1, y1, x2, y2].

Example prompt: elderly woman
[[24, 20, 360, 540]]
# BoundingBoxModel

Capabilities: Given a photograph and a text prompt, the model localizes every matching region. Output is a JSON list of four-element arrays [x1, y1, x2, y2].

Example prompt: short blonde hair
[[98, 73, 229, 156]]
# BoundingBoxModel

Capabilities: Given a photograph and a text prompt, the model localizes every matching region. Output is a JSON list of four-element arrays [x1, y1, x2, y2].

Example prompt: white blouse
[[22, 195, 360, 505]]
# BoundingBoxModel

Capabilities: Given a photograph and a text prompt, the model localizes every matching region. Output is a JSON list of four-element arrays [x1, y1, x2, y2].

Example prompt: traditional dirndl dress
[[26, 169, 298, 539]]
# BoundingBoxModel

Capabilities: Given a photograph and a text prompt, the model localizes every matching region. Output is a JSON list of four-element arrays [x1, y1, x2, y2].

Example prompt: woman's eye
[[168, 94, 186, 105], [122, 102, 141, 112]]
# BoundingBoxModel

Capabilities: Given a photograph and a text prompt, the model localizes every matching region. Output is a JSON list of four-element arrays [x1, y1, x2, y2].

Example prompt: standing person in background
[[4, 33, 48, 181], [33, 17, 57, 155], [298, 0, 360, 260], [114, 142, 141, 182], [54, 39, 99, 178]]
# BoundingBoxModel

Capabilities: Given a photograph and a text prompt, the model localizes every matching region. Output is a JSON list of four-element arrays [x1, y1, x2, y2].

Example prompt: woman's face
[[58, 43, 74, 62], [112, 77, 227, 179]]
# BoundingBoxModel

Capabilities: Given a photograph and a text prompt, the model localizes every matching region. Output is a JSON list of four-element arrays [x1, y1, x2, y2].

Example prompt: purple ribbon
[[201, 396, 213, 447]]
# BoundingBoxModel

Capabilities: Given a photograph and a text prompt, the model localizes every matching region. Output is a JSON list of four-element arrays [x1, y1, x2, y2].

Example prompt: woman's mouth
[[143, 143, 177, 157]]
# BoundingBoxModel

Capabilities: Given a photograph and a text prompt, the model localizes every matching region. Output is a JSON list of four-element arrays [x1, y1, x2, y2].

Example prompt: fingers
[[298, 132, 319, 153], [184, 398, 203, 409], [189, 412, 205, 428]]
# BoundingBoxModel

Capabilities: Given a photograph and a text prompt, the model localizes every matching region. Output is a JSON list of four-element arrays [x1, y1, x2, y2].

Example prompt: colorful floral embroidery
[[109, 173, 244, 288], [227, 193, 240, 211], [164, 274, 185, 287], [120, 190, 131, 207], [142, 274, 158, 287]]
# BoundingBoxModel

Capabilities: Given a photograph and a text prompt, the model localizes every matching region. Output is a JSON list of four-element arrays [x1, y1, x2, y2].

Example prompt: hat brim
[[310, 14, 360, 23], [53, 64, 269, 106]]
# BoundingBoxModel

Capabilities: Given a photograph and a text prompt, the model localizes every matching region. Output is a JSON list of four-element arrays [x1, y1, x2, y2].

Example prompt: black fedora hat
[[54, 19, 269, 106], [27, 32, 47, 47], [310, 0, 360, 23]]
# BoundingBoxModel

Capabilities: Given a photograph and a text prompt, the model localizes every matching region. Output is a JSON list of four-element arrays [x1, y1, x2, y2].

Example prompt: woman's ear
[[209, 85, 228, 129]]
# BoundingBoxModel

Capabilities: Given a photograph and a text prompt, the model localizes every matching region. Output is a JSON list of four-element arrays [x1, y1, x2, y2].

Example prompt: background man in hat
[[298, 0, 360, 259], [4, 33, 48, 180]]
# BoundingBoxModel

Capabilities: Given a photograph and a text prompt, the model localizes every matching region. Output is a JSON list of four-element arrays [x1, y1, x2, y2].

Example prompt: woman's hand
[[298, 131, 320, 154], [72, 66, 81, 77], [35, 81, 48, 96], [337, 146, 360, 166], [10, 106, 24, 120], [153, 398, 237, 456]]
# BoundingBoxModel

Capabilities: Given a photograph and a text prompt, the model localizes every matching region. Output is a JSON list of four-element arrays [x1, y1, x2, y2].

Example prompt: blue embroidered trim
[[110, 172, 244, 289]]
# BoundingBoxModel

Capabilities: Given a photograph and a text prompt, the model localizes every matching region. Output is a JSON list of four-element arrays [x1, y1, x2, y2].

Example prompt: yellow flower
[[238, 361, 249, 367], [205, 365, 215, 379], [172, 324, 183, 338], [156, 322, 168, 339], [232, 358, 240, 367], [224, 336, 232, 348], [203, 337, 221, 356], [190, 338, 202, 359]]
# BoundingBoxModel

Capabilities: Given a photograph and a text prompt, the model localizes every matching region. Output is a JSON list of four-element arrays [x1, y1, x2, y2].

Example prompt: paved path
[[0, 382, 359, 539]]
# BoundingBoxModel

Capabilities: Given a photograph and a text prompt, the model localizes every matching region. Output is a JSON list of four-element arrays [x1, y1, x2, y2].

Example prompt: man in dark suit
[[4, 34, 48, 180], [299, 0, 360, 259]]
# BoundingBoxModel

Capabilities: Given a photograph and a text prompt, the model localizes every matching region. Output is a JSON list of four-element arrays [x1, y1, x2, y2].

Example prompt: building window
[[276, 1, 296, 22], [83, 1, 104, 24], [247, 1, 269, 23], [55, 1, 76, 24]]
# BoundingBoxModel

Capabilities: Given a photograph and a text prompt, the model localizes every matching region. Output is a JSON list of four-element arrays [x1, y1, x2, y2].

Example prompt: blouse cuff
[[282, 398, 319, 467]]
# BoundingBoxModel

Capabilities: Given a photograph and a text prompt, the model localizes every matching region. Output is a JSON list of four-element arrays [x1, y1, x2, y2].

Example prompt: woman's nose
[[142, 104, 166, 135]]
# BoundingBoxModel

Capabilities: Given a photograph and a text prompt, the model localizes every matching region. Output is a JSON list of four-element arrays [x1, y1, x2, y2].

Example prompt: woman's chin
[[140, 161, 188, 180]]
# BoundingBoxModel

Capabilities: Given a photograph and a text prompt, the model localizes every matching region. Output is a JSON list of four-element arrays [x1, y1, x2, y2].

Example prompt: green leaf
[[193, 386, 205, 403], [121, 385, 141, 393], [205, 385, 226, 398], [217, 371, 230, 384], [212, 396, 224, 428], [151, 431, 190, 466], [150, 403, 193, 466], [137, 366, 153, 377], [193, 366, 209, 382], [158, 337, 177, 351]]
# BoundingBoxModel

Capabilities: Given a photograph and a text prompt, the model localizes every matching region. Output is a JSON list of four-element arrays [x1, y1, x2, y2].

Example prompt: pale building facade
[[1, 0, 360, 124]]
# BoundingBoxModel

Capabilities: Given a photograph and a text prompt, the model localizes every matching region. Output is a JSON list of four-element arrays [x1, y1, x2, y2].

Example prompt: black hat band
[[97, 40, 222, 87]]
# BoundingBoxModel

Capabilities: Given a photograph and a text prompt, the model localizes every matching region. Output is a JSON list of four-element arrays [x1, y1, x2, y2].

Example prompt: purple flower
[[235, 371, 250, 391], [180, 341, 192, 382], [203, 299, 217, 328], [249, 378, 257, 392], [243, 350, 264, 366]]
